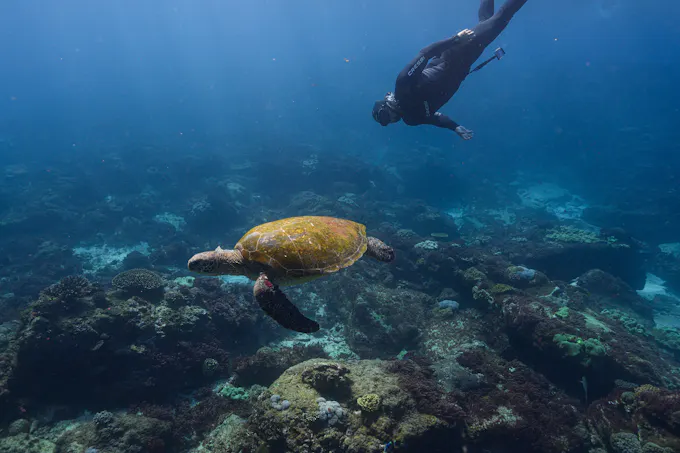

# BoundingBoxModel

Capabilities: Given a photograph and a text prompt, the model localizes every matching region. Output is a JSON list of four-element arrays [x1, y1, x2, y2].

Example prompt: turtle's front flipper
[[253, 273, 320, 333], [366, 237, 395, 263]]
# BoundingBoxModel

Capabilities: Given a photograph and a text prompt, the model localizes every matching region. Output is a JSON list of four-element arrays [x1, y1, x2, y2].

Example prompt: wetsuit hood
[[372, 93, 401, 126]]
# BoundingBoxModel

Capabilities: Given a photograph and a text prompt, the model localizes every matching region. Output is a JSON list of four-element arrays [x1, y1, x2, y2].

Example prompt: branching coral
[[357, 393, 381, 412], [40, 275, 93, 302], [545, 226, 601, 243], [33, 275, 96, 316]]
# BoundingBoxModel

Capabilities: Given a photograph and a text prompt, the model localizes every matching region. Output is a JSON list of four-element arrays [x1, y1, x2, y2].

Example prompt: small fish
[[580, 376, 588, 403], [91, 339, 104, 351]]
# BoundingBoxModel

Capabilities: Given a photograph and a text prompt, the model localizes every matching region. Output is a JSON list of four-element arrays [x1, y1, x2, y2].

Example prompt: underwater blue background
[[2, 0, 679, 175]]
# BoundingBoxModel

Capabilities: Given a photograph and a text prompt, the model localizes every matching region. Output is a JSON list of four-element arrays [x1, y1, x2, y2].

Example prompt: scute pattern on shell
[[236, 216, 368, 277]]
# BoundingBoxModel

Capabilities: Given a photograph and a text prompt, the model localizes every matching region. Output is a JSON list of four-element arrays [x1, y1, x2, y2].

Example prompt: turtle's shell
[[236, 216, 368, 280]]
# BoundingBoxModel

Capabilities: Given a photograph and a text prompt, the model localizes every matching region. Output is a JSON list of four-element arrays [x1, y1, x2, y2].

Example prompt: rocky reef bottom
[[2, 180, 680, 452], [2, 355, 680, 453]]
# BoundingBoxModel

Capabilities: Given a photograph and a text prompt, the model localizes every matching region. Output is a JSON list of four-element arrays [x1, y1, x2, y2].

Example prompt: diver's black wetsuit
[[394, 0, 528, 130]]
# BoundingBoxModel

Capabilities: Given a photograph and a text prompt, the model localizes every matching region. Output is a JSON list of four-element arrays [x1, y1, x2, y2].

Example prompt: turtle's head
[[188, 247, 244, 276]]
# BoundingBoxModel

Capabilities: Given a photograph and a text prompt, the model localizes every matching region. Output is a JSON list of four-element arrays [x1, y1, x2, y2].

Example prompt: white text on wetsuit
[[408, 56, 426, 76]]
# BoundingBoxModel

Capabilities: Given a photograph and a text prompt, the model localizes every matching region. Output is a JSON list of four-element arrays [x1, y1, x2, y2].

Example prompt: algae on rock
[[213, 358, 456, 453]]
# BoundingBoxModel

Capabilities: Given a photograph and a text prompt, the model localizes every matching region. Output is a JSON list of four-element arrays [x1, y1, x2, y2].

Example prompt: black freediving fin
[[253, 273, 320, 333]]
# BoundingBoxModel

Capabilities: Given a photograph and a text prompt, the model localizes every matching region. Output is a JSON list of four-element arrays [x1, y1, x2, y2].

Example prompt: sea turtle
[[187, 216, 395, 333]]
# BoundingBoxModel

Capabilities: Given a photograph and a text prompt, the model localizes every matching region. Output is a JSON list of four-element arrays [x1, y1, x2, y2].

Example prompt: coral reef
[[231, 345, 329, 387], [2, 148, 680, 453], [40, 275, 95, 303], [357, 393, 381, 412], [215, 358, 461, 453], [0, 275, 267, 418], [111, 268, 164, 299]]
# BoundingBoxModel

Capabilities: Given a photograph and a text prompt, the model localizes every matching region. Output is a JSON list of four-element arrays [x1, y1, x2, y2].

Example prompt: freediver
[[371, 0, 529, 140]]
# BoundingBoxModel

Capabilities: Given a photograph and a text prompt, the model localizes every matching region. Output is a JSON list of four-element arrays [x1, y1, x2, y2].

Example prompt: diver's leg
[[479, 0, 495, 22], [438, 0, 525, 71], [472, 0, 528, 49]]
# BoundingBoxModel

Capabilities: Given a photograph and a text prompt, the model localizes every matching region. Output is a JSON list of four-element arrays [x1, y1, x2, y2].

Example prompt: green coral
[[552, 334, 606, 366], [472, 286, 493, 304], [545, 226, 600, 243], [610, 432, 641, 453], [641, 442, 674, 453], [393, 413, 445, 445], [583, 338, 606, 357], [553, 334, 583, 357], [601, 309, 647, 336], [463, 267, 487, 284], [219, 383, 250, 400], [653, 326, 680, 355], [491, 284, 514, 295], [0, 434, 56, 453], [554, 307, 570, 319], [357, 393, 381, 412]]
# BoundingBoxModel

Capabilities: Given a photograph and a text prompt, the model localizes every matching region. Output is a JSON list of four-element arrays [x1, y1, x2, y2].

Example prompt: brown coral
[[301, 362, 352, 398], [112, 268, 164, 297]]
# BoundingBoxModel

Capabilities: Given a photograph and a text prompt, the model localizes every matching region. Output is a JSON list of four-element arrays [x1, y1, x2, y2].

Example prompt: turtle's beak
[[187, 251, 220, 275]]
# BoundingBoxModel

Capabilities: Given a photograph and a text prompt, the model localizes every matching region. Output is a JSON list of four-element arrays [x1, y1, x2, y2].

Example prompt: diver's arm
[[395, 29, 474, 93], [427, 113, 475, 140]]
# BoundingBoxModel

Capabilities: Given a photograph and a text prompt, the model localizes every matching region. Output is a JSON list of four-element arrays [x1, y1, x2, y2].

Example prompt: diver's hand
[[455, 125, 474, 140], [455, 29, 475, 42]]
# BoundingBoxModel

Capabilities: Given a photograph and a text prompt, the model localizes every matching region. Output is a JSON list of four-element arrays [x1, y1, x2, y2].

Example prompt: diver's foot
[[253, 273, 320, 333]]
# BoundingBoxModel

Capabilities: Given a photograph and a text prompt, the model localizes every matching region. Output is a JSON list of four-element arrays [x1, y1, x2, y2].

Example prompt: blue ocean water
[[2, 1, 678, 215], [1, 1, 680, 452]]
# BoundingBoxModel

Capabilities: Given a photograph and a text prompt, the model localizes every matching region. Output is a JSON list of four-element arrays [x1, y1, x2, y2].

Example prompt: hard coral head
[[187, 248, 242, 276]]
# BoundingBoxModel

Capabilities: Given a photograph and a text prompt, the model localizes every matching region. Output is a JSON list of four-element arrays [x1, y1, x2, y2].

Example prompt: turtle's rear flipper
[[366, 236, 395, 263], [254, 273, 320, 333]]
